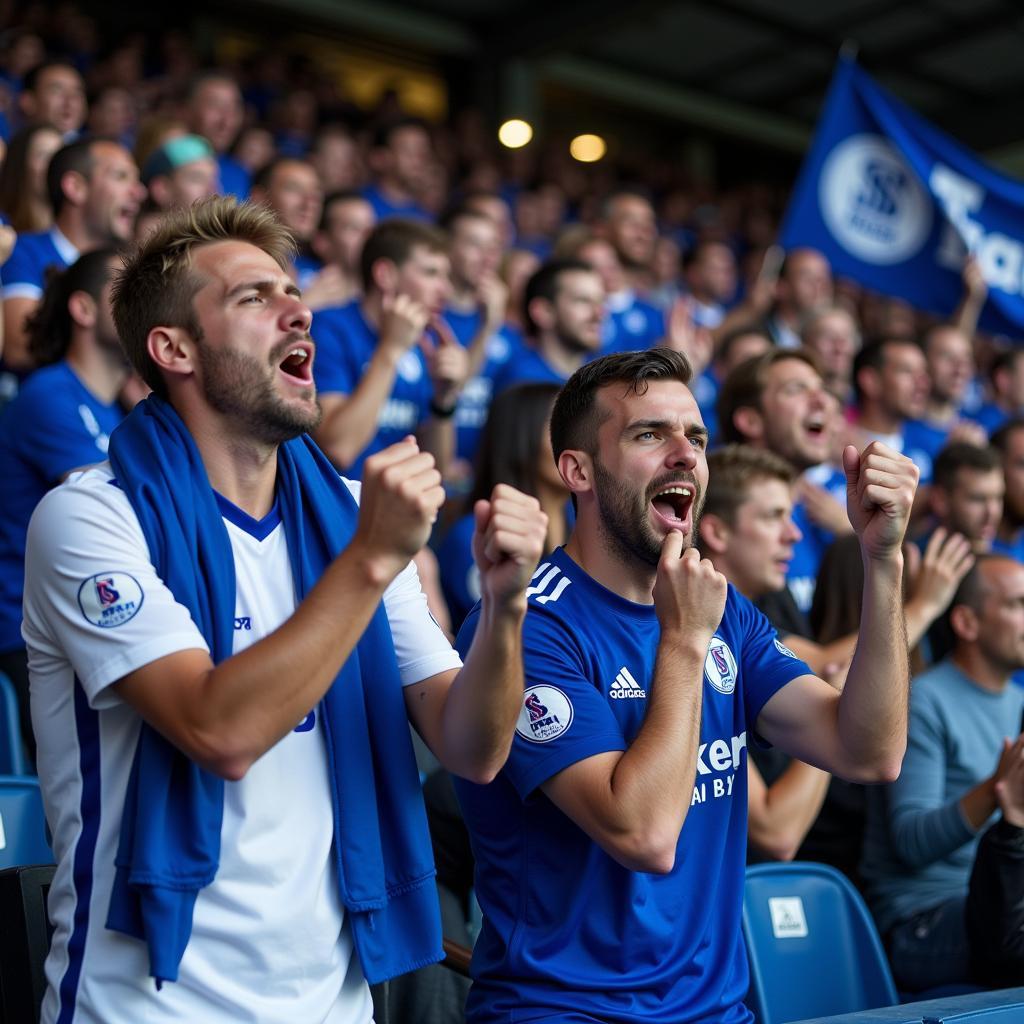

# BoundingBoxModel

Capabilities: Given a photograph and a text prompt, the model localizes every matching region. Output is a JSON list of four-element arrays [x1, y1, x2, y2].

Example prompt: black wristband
[[429, 398, 457, 419]]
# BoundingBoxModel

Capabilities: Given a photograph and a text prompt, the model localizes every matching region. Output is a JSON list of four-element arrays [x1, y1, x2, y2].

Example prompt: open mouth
[[650, 483, 696, 530], [803, 415, 826, 440], [278, 341, 314, 386]]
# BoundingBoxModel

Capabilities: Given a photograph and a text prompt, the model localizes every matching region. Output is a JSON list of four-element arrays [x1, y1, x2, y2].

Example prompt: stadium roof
[[230, 0, 1024, 166]]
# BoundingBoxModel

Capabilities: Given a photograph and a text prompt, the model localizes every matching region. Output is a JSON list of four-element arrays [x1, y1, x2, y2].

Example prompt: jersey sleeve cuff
[[510, 734, 626, 801], [78, 634, 211, 710], [1, 283, 43, 301], [399, 649, 463, 687]]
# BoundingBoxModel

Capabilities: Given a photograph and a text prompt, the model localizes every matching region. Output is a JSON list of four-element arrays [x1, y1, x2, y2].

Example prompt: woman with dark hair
[[0, 122, 62, 232], [437, 381, 569, 628]]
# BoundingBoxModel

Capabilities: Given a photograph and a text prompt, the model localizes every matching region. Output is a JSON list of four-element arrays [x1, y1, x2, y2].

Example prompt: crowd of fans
[[1, 4, 1024, 1016]]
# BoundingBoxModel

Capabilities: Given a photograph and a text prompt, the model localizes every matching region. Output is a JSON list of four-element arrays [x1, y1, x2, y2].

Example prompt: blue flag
[[781, 56, 1024, 337]]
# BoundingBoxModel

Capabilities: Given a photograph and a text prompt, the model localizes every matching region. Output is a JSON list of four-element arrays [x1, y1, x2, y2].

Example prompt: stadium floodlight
[[570, 134, 607, 162], [498, 119, 533, 149]]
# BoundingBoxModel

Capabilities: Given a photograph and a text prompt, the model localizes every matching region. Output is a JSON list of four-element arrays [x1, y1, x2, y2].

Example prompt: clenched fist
[[472, 484, 548, 611], [843, 442, 919, 561]]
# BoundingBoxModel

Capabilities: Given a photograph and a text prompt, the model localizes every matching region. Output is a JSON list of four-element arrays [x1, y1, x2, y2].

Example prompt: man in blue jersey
[[2, 137, 144, 369], [440, 205, 514, 465], [184, 71, 250, 200], [18, 60, 86, 140], [0, 247, 126, 761], [311, 218, 469, 477], [930, 443, 1004, 556], [575, 234, 666, 354], [141, 134, 218, 216], [598, 188, 657, 293], [718, 349, 847, 615], [455, 347, 917, 1024], [849, 338, 936, 481], [250, 156, 324, 289], [305, 190, 376, 312], [23, 197, 547, 1022], [362, 117, 433, 223], [490, 259, 604, 395], [682, 240, 737, 331]]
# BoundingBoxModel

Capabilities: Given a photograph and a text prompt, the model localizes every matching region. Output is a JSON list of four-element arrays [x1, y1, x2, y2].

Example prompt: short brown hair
[[550, 348, 692, 460], [716, 348, 821, 445], [112, 196, 295, 398], [359, 218, 448, 294], [702, 445, 795, 528]]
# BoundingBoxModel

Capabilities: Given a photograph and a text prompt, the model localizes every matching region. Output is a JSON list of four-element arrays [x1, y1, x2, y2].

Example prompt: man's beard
[[592, 458, 702, 568], [198, 337, 322, 446]]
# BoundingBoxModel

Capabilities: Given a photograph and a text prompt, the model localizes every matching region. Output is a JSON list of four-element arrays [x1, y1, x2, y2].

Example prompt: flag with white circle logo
[[781, 56, 1024, 336]]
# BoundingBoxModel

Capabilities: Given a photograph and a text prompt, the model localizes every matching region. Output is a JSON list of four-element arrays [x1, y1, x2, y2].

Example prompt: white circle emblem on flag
[[704, 636, 738, 695], [516, 685, 574, 743], [818, 133, 932, 264]]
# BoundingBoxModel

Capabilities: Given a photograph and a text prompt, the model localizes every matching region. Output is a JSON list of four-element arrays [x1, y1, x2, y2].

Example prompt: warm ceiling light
[[570, 133, 607, 162], [498, 119, 533, 149]]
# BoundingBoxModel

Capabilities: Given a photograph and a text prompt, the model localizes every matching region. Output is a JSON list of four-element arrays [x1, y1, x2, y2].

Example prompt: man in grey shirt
[[862, 554, 1024, 991]]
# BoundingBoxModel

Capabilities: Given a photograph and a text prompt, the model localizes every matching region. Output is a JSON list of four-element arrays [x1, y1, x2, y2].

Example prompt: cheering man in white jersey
[[455, 348, 918, 1024], [22, 197, 547, 1024]]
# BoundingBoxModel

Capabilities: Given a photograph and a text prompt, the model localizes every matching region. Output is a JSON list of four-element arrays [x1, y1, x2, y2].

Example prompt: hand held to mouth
[[653, 534, 727, 648]]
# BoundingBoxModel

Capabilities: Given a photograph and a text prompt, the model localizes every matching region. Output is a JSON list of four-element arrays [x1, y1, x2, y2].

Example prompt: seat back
[[924, 1006, 1024, 1024], [742, 861, 898, 1024], [0, 863, 55, 1024], [0, 672, 27, 776], [0, 776, 51, 869]]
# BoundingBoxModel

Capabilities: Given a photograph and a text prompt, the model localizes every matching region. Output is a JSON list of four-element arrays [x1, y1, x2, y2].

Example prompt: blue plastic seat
[[924, 1004, 1024, 1023], [0, 671, 28, 775], [0, 776, 52, 869], [742, 861, 899, 1024]]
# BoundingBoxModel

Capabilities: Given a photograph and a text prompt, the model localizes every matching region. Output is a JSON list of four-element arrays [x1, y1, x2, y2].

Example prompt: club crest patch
[[704, 636, 738, 695], [77, 572, 144, 628], [516, 685, 573, 743]]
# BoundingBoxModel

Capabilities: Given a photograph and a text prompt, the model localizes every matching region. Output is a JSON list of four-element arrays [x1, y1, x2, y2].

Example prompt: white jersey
[[22, 464, 462, 1024]]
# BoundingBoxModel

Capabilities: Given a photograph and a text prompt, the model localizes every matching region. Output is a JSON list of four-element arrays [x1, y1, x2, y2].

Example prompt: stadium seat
[[0, 776, 52, 869], [0, 671, 28, 775], [0, 863, 55, 1024], [742, 861, 899, 1024], [923, 1006, 1024, 1024]]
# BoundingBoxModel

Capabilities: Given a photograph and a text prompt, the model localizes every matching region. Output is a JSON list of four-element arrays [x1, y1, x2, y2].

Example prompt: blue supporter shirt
[[293, 251, 323, 291], [0, 361, 123, 650], [0, 226, 78, 300], [311, 300, 432, 477], [692, 368, 721, 448], [217, 153, 251, 200], [436, 513, 480, 631], [602, 291, 665, 354], [454, 546, 811, 1024], [442, 307, 522, 464], [787, 495, 835, 615], [903, 418, 950, 471], [491, 345, 568, 395], [361, 183, 431, 223], [966, 401, 1011, 437]]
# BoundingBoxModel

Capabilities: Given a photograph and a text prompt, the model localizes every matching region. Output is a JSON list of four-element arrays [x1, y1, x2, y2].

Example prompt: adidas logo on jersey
[[526, 562, 571, 605], [610, 666, 646, 699]]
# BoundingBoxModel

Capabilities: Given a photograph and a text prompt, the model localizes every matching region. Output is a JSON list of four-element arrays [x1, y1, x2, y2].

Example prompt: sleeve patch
[[77, 572, 144, 628], [515, 685, 574, 743]]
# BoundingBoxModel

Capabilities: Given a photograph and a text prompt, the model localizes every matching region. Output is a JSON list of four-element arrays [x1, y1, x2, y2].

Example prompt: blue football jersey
[[441, 308, 522, 464], [0, 361, 123, 651], [454, 546, 811, 1024], [311, 300, 432, 477]]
